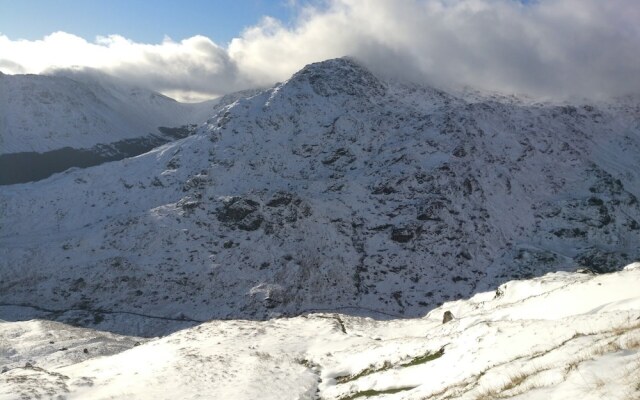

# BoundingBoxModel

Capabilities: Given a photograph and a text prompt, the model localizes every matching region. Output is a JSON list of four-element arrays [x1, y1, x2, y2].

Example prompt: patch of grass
[[335, 347, 445, 384], [621, 355, 640, 397], [624, 334, 640, 350], [591, 342, 619, 356], [475, 372, 530, 400], [400, 347, 445, 368], [295, 358, 319, 370], [475, 367, 557, 400], [335, 361, 393, 384], [611, 320, 640, 336], [339, 386, 416, 400], [586, 326, 640, 359], [296, 358, 310, 367], [565, 360, 580, 374], [591, 376, 607, 390], [253, 351, 272, 361], [501, 372, 529, 392], [473, 323, 640, 400], [335, 315, 347, 334], [316, 314, 347, 334], [474, 392, 498, 400]]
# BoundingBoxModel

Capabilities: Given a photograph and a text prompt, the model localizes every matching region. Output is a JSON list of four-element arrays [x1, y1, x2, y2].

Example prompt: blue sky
[[0, 0, 306, 45], [0, 0, 537, 46]]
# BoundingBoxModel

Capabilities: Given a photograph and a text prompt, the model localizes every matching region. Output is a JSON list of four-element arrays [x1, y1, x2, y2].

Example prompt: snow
[[0, 69, 216, 154], [1, 265, 638, 399]]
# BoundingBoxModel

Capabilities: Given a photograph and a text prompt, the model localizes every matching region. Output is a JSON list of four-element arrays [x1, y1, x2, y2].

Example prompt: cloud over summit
[[1, 0, 639, 101]]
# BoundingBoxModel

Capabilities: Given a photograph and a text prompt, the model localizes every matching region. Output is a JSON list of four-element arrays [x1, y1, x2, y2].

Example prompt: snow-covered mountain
[[2, 263, 639, 399], [0, 69, 217, 184], [1, 58, 639, 335]]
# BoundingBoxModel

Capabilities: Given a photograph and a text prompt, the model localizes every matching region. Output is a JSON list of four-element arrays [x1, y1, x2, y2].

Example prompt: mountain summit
[[287, 57, 386, 98], [1, 58, 639, 335]]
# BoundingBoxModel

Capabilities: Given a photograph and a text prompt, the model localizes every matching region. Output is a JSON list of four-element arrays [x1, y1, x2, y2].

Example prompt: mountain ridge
[[0, 70, 217, 184], [1, 57, 639, 336]]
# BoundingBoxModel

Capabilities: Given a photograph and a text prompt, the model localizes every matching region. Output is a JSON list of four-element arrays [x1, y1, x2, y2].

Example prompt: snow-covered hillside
[[0, 69, 215, 154], [0, 58, 639, 335], [0, 69, 216, 184], [2, 263, 639, 399]]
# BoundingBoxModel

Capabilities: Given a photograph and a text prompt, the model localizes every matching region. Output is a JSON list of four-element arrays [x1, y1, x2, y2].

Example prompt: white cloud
[[1, 0, 639, 101], [0, 32, 239, 101]]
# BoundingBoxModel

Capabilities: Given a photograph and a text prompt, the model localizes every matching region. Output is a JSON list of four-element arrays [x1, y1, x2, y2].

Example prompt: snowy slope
[[1, 58, 639, 334], [1, 263, 639, 399], [0, 69, 220, 185], [0, 69, 215, 154]]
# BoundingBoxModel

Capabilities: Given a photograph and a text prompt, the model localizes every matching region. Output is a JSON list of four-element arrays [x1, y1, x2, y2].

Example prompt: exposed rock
[[442, 311, 454, 323], [238, 214, 264, 231], [177, 197, 200, 213], [417, 200, 447, 221], [291, 57, 386, 98], [182, 173, 210, 192], [575, 268, 596, 275], [577, 249, 632, 274], [322, 148, 356, 166], [217, 198, 260, 223], [266, 192, 293, 207], [391, 227, 415, 243], [372, 184, 396, 195]]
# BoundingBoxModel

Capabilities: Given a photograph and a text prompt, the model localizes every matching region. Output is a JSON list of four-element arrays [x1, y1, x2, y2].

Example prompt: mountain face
[[1, 58, 639, 335], [0, 70, 216, 185], [2, 264, 639, 399]]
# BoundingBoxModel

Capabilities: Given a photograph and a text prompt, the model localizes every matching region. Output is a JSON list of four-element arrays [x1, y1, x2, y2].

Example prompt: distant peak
[[288, 57, 386, 97], [298, 57, 363, 73]]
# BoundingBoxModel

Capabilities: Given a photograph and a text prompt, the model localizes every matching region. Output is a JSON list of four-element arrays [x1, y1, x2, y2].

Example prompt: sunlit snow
[[2, 264, 639, 399]]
